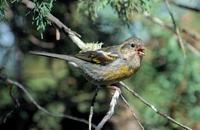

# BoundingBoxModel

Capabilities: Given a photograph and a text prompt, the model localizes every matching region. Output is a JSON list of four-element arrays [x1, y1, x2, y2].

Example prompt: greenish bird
[[30, 37, 145, 86]]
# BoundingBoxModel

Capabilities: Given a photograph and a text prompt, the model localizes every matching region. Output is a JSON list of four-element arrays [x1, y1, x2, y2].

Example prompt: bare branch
[[120, 81, 192, 130], [0, 72, 20, 123], [171, 1, 200, 13], [2, 110, 15, 123], [21, 0, 86, 50], [89, 87, 100, 130], [95, 87, 121, 130], [187, 44, 200, 57], [164, 0, 186, 56], [28, 35, 55, 49], [144, 12, 200, 56], [0, 76, 96, 128], [56, 28, 61, 41], [89, 105, 94, 130], [120, 94, 144, 130]]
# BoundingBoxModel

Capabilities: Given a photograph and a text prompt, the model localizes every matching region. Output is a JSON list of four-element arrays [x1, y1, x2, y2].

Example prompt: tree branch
[[187, 44, 200, 57], [144, 11, 200, 41], [95, 87, 121, 130], [120, 82, 192, 130], [21, 0, 86, 50], [171, 1, 200, 13], [164, 0, 185, 56], [89, 87, 100, 130], [120, 94, 144, 130], [28, 35, 55, 49], [144, 12, 200, 57], [1, 84, 20, 123], [0, 75, 96, 128]]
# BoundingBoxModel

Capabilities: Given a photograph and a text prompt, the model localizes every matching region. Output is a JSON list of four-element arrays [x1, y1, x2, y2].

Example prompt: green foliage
[[0, 0, 55, 38], [78, 0, 151, 22], [23, 56, 68, 92], [110, 0, 151, 22], [32, 0, 55, 38], [189, 107, 200, 120], [0, 88, 12, 107], [0, 0, 7, 19], [0, 0, 21, 20], [31, 102, 65, 130], [78, 0, 108, 21]]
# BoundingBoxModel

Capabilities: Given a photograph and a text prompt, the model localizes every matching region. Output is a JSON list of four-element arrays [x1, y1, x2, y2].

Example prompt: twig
[[89, 107, 94, 130], [56, 28, 60, 40], [0, 70, 20, 123], [2, 85, 21, 123], [144, 11, 199, 40], [171, 1, 200, 13], [28, 35, 55, 49], [187, 44, 200, 57], [21, 0, 86, 50], [144, 12, 200, 56], [0, 76, 96, 128], [120, 81, 192, 130], [164, 0, 186, 56], [8, 83, 20, 107], [89, 87, 100, 130], [95, 87, 121, 130], [2, 110, 15, 123], [120, 94, 144, 130]]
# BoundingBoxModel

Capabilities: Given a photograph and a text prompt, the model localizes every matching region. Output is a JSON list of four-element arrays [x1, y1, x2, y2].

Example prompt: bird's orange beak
[[136, 45, 145, 57]]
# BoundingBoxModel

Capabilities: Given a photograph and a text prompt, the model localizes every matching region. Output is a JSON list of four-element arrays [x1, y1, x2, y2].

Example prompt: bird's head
[[120, 37, 145, 60]]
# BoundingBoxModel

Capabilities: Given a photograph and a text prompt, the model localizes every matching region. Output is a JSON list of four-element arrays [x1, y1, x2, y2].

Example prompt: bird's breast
[[81, 59, 136, 85], [102, 64, 135, 83]]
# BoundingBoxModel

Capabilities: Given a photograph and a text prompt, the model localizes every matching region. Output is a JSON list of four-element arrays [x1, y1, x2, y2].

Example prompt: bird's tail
[[30, 51, 80, 64]]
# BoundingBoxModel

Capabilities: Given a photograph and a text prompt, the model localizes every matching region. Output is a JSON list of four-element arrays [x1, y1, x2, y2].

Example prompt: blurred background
[[0, 0, 200, 130]]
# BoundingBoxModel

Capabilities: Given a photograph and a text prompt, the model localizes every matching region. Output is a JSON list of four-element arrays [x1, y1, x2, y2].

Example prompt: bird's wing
[[75, 49, 119, 65]]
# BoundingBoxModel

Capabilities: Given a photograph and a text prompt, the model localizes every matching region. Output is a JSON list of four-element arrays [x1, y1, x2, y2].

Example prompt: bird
[[30, 37, 145, 86]]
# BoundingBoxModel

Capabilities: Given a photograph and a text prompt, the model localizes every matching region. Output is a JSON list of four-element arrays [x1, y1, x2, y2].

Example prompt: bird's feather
[[75, 49, 119, 65]]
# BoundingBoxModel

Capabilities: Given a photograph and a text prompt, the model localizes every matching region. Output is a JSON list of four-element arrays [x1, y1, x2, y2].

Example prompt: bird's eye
[[130, 43, 135, 48]]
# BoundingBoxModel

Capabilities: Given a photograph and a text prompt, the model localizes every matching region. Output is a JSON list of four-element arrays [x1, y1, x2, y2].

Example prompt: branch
[[171, 1, 200, 13], [0, 75, 96, 128], [1, 84, 20, 123], [28, 35, 55, 49], [164, 0, 185, 56], [120, 94, 144, 130], [21, 0, 86, 50], [144, 12, 200, 56], [144, 11, 200, 41], [89, 87, 100, 130], [187, 44, 200, 57], [95, 87, 121, 130], [120, 82, 192, 130]]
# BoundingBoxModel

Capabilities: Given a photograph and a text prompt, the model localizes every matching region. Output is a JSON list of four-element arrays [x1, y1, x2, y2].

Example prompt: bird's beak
[[137, 45, 145, 56]]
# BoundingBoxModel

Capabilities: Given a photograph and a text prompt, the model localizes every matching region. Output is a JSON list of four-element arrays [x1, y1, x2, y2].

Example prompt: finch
[[30, 37, 145, 85]]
